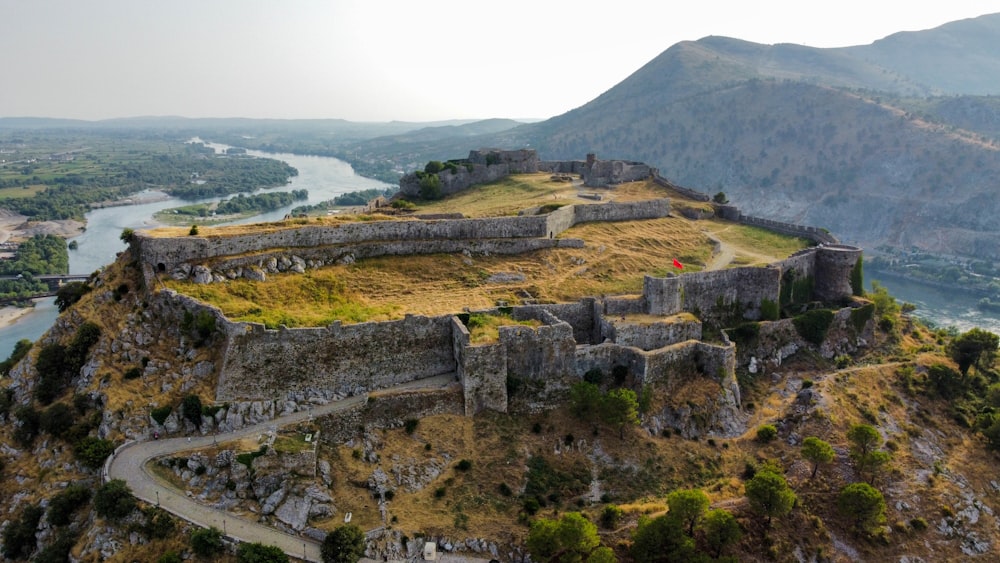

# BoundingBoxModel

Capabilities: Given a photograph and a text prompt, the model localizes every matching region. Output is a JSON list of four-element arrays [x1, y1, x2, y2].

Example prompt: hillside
[[1, 174, 999, 562]]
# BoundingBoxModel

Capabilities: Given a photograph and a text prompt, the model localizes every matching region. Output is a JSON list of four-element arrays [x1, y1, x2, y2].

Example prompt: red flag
[[673, 258, 684, 269]]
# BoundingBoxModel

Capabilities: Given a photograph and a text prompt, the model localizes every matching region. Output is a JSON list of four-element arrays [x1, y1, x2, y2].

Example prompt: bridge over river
[[0, 274, 90, 305]]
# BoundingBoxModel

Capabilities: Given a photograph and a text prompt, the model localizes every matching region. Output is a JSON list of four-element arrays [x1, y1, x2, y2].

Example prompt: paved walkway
[[107, 374, 456, 562]]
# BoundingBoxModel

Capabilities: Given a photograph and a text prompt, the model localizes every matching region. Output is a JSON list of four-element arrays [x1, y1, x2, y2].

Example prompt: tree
[[599, 505, 623, 529], [1, 504, 43, 560], [120, 228, 135, 244], [949, 328, 999, 376], [94, 479, 137, 521], [837, 482, 886, 533], [191, 526, 224, 557], [526, 512, 600, 563], [801, 436, 835, 478], [1, 338, 33, 376], [756, 424, 777, 443], [182, 394, 204, 429], [40, 402, 77, 438], [321, 524, 366, 563], [55, 281, 91, 312], [74, 436, 115, 468], [713, 191, 729, 204], [702, 509, 741, 558], [47, 483, 91, 527], [569, 381, 602, 419], [745, 469, 796, 527], [846, 424, 880, 459], [631, 514, 700, 563], [667, 489, 710, 536], [601, 387, 640, 439], [236, 542, 289, 563]]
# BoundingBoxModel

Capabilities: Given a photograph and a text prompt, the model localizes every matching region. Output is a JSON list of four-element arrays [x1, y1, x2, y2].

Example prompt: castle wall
[[544, 205, 577, 238], [399, 149, 539, 198], [652, 174, 711, 202], [601, 316, 702, 351], [138, 198, 670, 282], [642, 341, 736, 386], [584, 160, 653, 187], [500, 321, 576, 381], [459, 343, 508, 415], [644, 268, 781, 323], [574, 342, 646, 380], [814, 245, 863, 302], [538, 160, 587, 175], [734, 305, 874, 369], [573, 199, 670, 224], [514, 300, 598, 345], [137, 215, 552, 273], [215, 315, 457, 401]]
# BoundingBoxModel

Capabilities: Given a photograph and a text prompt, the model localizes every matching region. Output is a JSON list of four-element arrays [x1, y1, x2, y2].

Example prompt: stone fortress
[[132, 149, 866, 436]]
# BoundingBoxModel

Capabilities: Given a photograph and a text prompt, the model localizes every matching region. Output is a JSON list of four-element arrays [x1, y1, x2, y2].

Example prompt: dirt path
[[106, 374, 456, 562]]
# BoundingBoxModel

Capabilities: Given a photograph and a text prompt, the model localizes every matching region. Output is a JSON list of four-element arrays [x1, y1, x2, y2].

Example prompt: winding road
[[106, 374, 456, 562]]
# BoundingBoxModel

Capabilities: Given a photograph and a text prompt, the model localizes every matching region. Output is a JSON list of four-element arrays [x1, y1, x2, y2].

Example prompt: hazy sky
[[1, 1, 997, 122]]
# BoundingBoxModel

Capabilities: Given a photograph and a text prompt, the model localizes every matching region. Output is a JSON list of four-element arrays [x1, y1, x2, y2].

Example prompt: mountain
[[344, 13, 1000, 262]]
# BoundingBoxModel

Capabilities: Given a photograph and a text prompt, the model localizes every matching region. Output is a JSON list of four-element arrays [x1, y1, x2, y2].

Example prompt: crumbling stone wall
[[601, 315, 702, 351], [137, 199, 669, 285], [216, 315, 456, 401], [582, 155, 653, 187], [500, 319, 576, 381], [644, 267, 781, 323], [399, 149, 539, 198]]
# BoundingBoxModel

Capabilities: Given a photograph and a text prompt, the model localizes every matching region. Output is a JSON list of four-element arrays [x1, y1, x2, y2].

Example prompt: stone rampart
[[739, 215, 839, 245], [399, 149, 539, 198], [138, 198, 670, 284], [500, 321, 576, 381], [215, 315, 456, 401], [513, 300, 598, 345], [733, 305, 874, 370], [538, 160, 588, 175], [644, 267, 781, 323], [652, 174, 711, 202], [573, 199, 670, 224], [814, 245, 863, 302], [601, 315, 702, 352], [584, 159, 653, 187]]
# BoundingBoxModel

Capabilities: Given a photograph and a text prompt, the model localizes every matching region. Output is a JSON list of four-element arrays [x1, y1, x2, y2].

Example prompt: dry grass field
[[163, 175, 811, 327]]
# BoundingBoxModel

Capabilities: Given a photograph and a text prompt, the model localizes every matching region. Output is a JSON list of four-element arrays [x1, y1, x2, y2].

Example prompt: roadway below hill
[[106, 374, 457, 563]]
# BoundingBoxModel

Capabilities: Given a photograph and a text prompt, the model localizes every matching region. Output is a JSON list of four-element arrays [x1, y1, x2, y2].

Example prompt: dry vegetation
[[162, 176, 810, 327]]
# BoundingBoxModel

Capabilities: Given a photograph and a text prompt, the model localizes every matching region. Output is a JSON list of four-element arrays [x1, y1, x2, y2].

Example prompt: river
[[0, 142, 390, 358], [1, 145, 998, 359]]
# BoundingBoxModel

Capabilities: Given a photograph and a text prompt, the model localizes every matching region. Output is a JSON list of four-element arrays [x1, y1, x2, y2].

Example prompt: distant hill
[[361, 13, 1000, 260]]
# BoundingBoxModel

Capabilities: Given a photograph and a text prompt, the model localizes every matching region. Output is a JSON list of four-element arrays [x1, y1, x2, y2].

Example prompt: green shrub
[[793, 309, 835, 345], [456, 459, 473, 471], [419, 174, 442, 200], [404, 418, 419, 435], [1, 504, 43, 560], [74, 436, 115, 468], [124, 366, 143, 380], [48, 484, 92, 526], [756, 424, 778, 443], [150, 405, 172, 425], [424, 161, 444, 174], [94, 479, 137, 521], [760, 299, 780, 321], [600, 504, 623, 529]]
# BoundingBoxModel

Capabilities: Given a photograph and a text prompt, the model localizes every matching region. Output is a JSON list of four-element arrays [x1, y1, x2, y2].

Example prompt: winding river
[[1, 143, 998, 359], [0, 143, 390, 358]]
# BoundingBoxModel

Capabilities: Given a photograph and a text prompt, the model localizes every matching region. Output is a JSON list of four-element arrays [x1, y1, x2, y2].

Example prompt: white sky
[[1, 0, 997, 122]]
